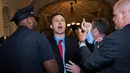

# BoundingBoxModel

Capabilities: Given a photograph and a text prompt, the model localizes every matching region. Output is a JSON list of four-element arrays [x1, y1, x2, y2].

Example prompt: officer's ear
[[50, 24, 53, 29], [120, 10, 126, 21], [27, 17, 33, 25]]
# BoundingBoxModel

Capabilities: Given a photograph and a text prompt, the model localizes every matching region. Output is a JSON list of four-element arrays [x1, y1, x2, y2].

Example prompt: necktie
[[58, 40, 63, 58]]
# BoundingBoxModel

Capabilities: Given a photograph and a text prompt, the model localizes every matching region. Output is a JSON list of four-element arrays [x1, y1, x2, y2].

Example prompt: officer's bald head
[[113, 0, 130, 29], [114, 0, 130, 12]]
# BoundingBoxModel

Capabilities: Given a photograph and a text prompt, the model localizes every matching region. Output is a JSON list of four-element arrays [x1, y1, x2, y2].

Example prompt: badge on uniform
[[97, 45, 100, 48]]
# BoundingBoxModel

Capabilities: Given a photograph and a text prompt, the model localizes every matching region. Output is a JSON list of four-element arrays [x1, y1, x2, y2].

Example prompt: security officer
[[0, 5, 58, 73]]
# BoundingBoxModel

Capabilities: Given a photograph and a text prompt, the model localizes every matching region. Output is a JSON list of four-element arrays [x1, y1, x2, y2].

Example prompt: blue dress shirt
[[54, 36, 66, 73], [80, 31, 94, 48], [86, 31, 94, 44]]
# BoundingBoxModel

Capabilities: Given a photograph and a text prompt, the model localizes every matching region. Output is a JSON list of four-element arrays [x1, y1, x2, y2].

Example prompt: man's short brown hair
[[92, 18, 110, 35], [50, 13, 65, 24]]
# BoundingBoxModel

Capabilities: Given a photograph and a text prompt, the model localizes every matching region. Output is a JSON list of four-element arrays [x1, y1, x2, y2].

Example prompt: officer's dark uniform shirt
[[0, 26, 55, 73], [0, 42, 2, 49]]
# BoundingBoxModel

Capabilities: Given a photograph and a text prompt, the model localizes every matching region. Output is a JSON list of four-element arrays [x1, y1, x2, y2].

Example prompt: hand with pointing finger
[[81, 18, 92, 32]]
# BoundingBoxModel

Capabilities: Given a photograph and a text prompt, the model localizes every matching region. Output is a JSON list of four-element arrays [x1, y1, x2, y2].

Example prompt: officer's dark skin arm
[[42, 59, 59, 73]]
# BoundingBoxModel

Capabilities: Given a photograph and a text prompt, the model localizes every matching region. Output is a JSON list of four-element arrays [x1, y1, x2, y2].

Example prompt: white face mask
[[86, 31, 94, 44]]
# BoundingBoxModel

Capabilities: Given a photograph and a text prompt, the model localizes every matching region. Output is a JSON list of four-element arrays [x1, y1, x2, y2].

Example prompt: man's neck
[[121, 18, 130, 29], [54, 33, 65, 38], [19, 24, 32, 30]]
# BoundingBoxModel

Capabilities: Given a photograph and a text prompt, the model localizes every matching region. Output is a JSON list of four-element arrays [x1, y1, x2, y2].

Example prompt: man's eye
[[54, 20, 58, 22], [61, 19, 64, 22], [35, 17, 39, 21]]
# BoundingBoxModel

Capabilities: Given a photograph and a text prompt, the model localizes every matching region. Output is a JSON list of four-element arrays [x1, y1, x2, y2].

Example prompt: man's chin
[[56, 32, 64, 34], [32, 25, 37, 30]]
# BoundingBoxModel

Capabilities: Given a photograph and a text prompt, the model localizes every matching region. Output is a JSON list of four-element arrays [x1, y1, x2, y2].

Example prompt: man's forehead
[[113, 4, 119, 14], [113, 10, 115, 14], [54, 15, 64, 18], [113, 0, 121, 10]]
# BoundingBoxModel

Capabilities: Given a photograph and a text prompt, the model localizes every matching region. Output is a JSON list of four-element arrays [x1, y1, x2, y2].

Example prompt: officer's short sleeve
[[38, 34, 55, 62]]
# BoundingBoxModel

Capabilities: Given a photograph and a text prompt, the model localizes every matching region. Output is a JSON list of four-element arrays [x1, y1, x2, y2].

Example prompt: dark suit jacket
[[48, 36, 81, 73], [80, 24, 130, 73]]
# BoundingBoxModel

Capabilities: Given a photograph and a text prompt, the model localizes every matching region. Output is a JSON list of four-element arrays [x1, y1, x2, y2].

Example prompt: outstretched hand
[[66, 61, 81, 73]]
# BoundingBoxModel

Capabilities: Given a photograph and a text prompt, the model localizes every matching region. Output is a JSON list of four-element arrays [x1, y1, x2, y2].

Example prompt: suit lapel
[[48, 36, 64, 73], [94, 39, 104, 50], [65, 37, 69, 63], [65, 37, 72, 64], [49, 37, 63, 62]]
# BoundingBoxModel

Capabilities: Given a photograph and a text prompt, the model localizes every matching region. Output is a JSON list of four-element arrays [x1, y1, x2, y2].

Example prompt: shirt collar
[[54, 36, 65, 45], [122, 23, 130, 29]]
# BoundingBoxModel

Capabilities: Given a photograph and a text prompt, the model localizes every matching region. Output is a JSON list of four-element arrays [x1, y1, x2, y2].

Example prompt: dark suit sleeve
[[38, 34, 55, 62], [80, 36, 122, 69]]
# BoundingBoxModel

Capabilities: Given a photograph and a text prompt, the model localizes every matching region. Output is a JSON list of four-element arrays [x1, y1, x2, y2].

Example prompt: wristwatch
[[78, 41, 86, 45]]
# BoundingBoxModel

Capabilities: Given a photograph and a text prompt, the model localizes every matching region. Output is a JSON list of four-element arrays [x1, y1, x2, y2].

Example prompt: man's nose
[[59, 21, 62, 24], [112, 17, 115, 21]]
